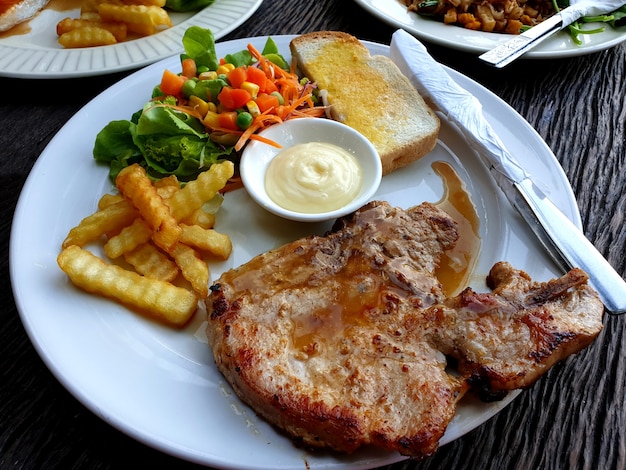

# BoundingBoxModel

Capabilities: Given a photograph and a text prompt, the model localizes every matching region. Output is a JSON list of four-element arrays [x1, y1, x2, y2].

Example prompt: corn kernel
[[198, 71, 218, 81], [189, 95, 209, 118], [240, 81, 260, 99], [203, 110, 220, 129], [246, 100, 261, 117], [216, 63, 235, 75]]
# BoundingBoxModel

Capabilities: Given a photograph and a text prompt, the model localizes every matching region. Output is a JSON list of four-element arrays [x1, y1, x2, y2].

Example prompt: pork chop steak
[[206, 200, 604, 459]]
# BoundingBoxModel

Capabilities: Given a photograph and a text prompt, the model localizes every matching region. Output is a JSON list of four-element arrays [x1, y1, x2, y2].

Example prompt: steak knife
[[390, 28, 626, 314], [479, 0, 626, 67]]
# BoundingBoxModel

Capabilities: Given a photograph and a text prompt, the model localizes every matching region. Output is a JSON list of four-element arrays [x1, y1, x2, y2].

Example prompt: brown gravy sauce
[[223, 161, 481, 354], [292, 161, 481, 353], [432, 160, 481, 296], [0, 0, 80, 38], [221, 160, 481, 356], [0, 19, 30, 36]]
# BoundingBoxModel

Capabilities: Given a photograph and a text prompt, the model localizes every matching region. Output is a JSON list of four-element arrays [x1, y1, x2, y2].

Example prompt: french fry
[[182, 208, 216, 229], [62, 200, 138, 249], [58, 246, 197, 326], [116, 164, 182, 252], [180, 224, 232, 260], [98, 193, 125, 210], [123, 242, 179, 282], [121, 0, 166, 7], [98, 4, 171, 36], [155, 174, 180, 200], [58, 26, 118, 48], [80, 11, 103, 21], [168, 161, 235, 222], [152, 219, 182, 253], [56, 17, 127, 42], [59, 158, 233, 327], [103, 218, 152, 259], [154, 174, 180, 189], [59, 0, 174, 48], [170, 243, 209, 298]]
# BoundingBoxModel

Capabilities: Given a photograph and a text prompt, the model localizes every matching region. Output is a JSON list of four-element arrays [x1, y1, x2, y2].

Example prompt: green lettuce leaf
[[165, 0, 214, 12], [180, 26, 218, 71]]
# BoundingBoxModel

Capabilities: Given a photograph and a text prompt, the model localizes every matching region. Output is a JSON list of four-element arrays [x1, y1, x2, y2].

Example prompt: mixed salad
[[94, 27, 324, 187]]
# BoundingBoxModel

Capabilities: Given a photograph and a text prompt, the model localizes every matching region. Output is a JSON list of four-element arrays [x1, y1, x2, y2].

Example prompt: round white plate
[[0, 0, 263, 78], [354, 0, 626, 57], [10, 35, 580, 469]]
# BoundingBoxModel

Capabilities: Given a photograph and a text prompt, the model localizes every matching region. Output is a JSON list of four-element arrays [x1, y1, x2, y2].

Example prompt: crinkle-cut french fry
[[182, 208, 216, 229], [56, 17, 128, 42], [80, 0, 107, 14], [116, 164, 181, 251], [155, 175, 180, 200], [123, 242, 179, 282], [154, 174, 180, 190], [80, 11, 102, 21], [58, 26, 118, 48], [170, 243, 209, 298], [98, 4, 171, 28], [98, 193, 125, 210], [168, 161, 234, 222], [121, 0, 166, 7], [180, 224, 232, 260], [123, 22, 155, 36], [152, 218, 182, 253], [58, 246, 197, 327], [104, 218, 152, 259], [62, 200, 138, 249]]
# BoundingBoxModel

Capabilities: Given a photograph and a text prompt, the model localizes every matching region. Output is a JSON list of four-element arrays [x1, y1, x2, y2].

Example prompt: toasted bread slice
[[289, 31, 440, 175]]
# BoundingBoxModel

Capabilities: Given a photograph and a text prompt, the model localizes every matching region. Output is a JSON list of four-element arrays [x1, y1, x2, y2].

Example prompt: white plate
[[354, 0, 626, 57], [10, 35, 580, 469], [0, 0, 262, 78]]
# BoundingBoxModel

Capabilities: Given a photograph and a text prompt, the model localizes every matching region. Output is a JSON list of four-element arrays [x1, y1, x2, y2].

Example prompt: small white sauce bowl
[[240, 118, 382, 223]]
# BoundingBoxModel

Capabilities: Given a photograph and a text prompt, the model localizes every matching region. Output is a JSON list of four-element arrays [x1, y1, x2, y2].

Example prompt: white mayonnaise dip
[[265, 142, 363, 213]]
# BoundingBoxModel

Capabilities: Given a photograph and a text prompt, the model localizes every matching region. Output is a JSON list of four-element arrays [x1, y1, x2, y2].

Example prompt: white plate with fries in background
[[0, 0, 262, 78], [11, 35, 583, 469], [354, 0, 626, 58]]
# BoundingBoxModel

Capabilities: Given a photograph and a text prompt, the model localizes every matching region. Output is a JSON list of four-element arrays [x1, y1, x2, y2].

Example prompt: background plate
[[11, 35, 580, 469], [0, 0, 262, 78], [354, 0, 626, 57]]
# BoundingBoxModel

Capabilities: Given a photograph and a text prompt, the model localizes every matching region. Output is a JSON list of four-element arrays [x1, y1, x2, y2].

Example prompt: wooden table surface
[[2, 1, 625, 468]]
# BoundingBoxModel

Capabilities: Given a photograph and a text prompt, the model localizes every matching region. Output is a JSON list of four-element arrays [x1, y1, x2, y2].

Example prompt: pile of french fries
[[57, 161, 234, 327], [56, 0, 173, 48]]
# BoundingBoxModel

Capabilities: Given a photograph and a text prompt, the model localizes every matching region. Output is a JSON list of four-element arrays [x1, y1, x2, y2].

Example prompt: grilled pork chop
[[206, 200, 604, 459]]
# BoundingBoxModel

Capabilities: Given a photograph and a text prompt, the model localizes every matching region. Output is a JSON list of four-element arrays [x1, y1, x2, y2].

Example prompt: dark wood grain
[[2, 0, 625, 469]]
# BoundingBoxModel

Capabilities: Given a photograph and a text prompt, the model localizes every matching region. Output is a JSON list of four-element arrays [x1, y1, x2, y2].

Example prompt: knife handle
[[513, 178, 626, 314], [479, 15, 563, 68]]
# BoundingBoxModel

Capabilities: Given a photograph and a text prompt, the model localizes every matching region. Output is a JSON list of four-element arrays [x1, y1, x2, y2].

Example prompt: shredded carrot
[[247, 133, 283, 148], [216, 46, 326, 151], [151, 42, 328, 159]]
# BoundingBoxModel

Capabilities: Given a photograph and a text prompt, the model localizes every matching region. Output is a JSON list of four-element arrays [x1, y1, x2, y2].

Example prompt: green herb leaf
[[181, 26, 218, 71], [165, 0, 214, 11]]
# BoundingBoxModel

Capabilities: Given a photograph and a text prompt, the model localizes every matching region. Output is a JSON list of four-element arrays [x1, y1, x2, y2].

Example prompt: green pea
[[181, 79, 197, 98], [236, 112, 253, 130]]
